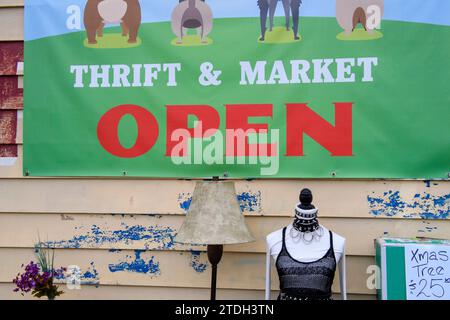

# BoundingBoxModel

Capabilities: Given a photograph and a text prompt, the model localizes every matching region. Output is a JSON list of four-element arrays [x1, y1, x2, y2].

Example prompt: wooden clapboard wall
[[0, 1, 449, 300]]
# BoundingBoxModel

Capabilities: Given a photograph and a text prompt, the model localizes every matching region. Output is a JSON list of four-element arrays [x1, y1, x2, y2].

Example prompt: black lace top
[[275, 227, 337, 300]]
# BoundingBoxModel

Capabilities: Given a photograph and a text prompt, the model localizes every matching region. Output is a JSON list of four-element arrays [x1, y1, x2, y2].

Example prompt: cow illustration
[[84, 0, 141, 44]]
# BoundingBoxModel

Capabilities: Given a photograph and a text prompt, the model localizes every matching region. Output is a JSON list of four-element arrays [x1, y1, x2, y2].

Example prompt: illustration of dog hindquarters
[[84, 0, 142, 44], [171, 0, 213, 44], [336, 0, 384, 34]]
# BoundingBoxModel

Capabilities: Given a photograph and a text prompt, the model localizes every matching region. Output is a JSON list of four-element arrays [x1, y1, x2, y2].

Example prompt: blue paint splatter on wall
[[368, 190, 450, 219], [43, 224, 176, 250], [367, 191, 406, 217], [237, 191, 262, 212], [178, 193, 193, 213], [82, 262, 100, 285], [55, 261, 100, 287], [190, 251, 208, 273], [178, 191, 262, 213], [109, 250, 160, 275]]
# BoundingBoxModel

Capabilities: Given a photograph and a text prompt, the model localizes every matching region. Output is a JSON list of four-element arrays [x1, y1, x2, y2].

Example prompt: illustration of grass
[[258, 26, 302, 44], [337, 28, 383, 41], [84, 33, 142, 49]]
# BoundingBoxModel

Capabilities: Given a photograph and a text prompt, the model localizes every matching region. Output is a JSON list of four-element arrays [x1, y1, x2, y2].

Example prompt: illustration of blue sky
[[25, 0, 450, 41]]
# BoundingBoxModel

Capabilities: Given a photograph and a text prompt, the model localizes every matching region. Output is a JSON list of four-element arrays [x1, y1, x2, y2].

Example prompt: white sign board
[[405, 244, 450, 300]]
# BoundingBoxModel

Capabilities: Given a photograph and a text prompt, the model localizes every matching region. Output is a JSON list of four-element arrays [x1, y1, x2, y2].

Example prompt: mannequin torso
[[265, 224, 347, 300], [265, 188, 347, 300], [267, 224, 345, 262]]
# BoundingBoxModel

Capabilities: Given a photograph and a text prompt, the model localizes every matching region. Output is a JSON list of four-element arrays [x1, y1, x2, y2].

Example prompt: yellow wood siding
[[0, 213, 449, 256], [0, 7, 22, 40]]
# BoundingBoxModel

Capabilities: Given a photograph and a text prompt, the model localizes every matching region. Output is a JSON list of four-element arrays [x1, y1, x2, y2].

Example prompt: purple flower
[[13, 261, 66, 299]]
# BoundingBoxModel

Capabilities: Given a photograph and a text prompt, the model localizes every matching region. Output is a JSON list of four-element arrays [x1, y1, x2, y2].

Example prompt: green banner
[[24, 1, 450, 178]]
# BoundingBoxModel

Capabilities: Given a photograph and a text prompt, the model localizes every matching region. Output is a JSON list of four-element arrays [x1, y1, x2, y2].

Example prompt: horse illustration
[[258, 0, 301, 41]]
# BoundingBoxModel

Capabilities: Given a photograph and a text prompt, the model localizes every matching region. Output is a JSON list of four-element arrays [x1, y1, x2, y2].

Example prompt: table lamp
[[174, 179, 255, 300]]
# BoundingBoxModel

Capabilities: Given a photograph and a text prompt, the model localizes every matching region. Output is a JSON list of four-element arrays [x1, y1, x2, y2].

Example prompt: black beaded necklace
[[293, 204, 319, 233]]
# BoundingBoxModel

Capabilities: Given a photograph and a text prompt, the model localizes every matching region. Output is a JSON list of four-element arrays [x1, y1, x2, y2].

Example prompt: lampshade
[[174, 181, 255, 245]]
